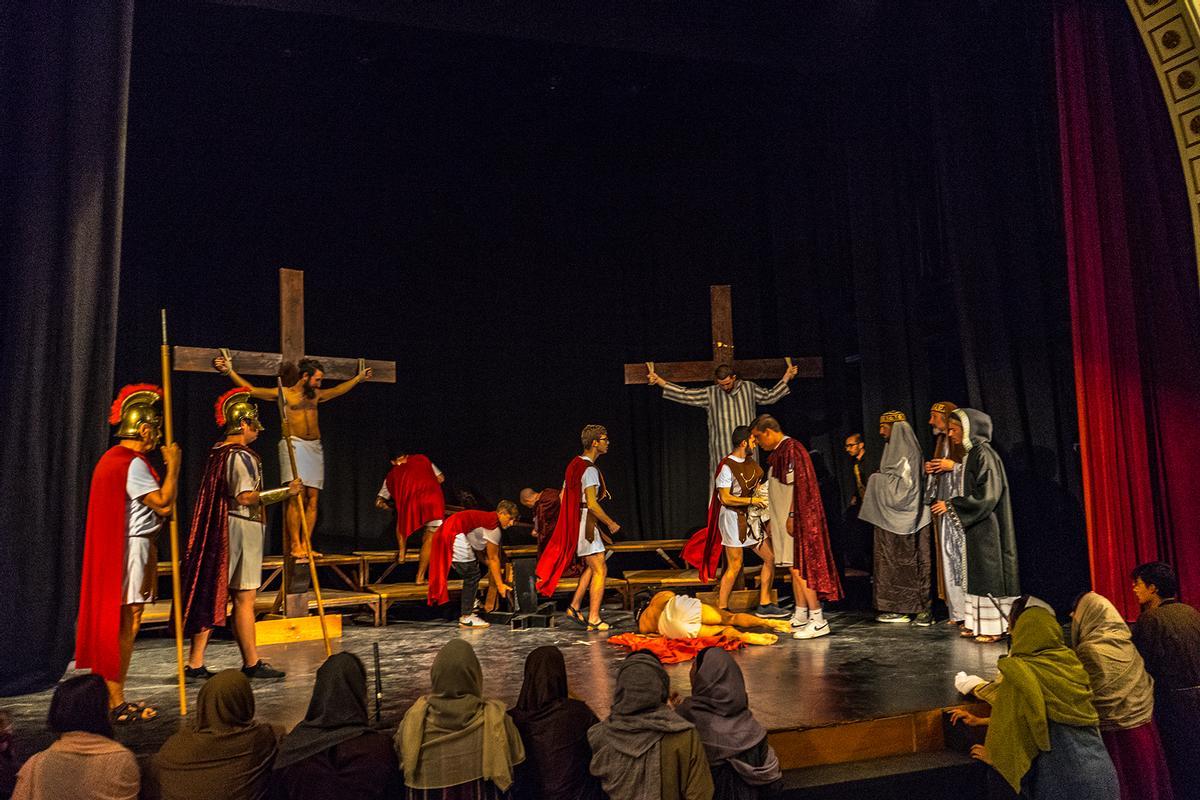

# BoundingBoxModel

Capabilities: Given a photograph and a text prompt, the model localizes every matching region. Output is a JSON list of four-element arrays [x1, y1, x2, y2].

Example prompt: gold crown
[[879, 410, 907, 424], [930, 401, 957, 414]]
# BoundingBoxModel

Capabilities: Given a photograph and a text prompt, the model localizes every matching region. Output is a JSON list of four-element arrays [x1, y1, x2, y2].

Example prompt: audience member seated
[[11, 675, 139, 800], [588, 652, 713, 800], [508, 646, 602, 800], [396, 639, 524, 799], [1129, 561, 1200, 799], [949, 606, 1118, 800], [1070, 591, 1174, 800], [675, 647, 781, 799], [145, 669, 278, 800], [272, 653, 400, 800]]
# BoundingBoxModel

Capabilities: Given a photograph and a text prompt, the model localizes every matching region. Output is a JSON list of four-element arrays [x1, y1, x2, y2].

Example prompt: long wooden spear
[[159, 310, 188, 716], [276, 379, 331, 655]]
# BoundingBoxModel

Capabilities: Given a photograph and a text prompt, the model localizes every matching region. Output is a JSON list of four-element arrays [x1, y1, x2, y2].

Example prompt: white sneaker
[[793, 620, 830, 639], [458, 614, 490, 628], [790, 615, 809, 628]]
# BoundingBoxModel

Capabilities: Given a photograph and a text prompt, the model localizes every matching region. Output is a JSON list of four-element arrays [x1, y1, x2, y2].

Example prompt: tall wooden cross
[[173, 268, 397, 382], [623, 285, 822, 384]]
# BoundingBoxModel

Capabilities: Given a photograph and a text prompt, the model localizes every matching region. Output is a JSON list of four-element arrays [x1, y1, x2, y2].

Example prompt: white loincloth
[[659, 595, 703, 639], [766, 476, 793, 567], [279, 437, 324, 489]]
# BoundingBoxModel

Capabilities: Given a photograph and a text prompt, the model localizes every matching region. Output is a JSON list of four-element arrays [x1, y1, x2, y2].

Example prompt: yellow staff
[[275, 378, 331, 655], [159, 310, 188, 716]]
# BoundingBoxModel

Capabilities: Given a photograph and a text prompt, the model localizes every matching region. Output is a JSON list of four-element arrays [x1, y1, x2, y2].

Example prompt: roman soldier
[[76, 384, 181, 723], [181, 389, 299, 681]]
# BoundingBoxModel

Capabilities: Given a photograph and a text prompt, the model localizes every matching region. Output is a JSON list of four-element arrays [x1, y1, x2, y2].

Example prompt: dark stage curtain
[[1055, 0, 1200, 616], [822, 3, 1089, 609], [0, 2, 135, 695]]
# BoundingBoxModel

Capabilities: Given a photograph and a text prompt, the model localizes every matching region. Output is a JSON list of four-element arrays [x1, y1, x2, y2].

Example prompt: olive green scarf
[[985, 607, 1099, 793]]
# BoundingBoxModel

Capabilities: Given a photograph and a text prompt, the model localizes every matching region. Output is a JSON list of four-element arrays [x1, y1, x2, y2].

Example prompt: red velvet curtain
[[1055, 0, 1200, 616]]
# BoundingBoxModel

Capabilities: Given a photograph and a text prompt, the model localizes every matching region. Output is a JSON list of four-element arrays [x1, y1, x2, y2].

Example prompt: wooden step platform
[[369, 578, 492, 625]]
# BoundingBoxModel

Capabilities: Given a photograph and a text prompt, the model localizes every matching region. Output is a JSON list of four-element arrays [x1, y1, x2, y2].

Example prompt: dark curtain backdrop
[[110, 1, 1089, 611], [814, 3, 1089, 608], [1055, 0, 1200, 616], [0, 2, 135, 694]]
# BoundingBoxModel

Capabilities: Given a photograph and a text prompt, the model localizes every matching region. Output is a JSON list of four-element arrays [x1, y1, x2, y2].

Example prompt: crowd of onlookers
[[1, 561, 1196, 800]]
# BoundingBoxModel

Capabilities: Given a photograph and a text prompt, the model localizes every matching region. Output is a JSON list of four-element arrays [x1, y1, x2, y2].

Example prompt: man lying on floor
[[638, 590, 791, 646]]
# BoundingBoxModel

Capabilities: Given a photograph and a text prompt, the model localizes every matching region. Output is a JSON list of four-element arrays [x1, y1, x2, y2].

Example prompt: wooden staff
[[276, 378, 332, 655], [159, 310, 189, 716]]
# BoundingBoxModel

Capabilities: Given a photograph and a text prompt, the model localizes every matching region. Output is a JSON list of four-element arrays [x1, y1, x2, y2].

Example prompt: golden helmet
[[215, 388, 263, 435], [110, 384, 163, 441]]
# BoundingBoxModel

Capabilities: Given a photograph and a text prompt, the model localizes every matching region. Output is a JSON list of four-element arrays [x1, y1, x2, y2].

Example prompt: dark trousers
[[452, 559, 482, 618]]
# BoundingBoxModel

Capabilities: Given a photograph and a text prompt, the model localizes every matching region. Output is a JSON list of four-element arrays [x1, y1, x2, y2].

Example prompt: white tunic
[[122, 459, 162, 605], [452, 525, 502, 563], [575, 458, 605, 557]]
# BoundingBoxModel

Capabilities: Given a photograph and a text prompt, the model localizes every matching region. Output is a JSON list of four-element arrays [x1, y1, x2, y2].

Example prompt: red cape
[[384, 455, 445, 540], [682, 463, 726, 582], [607, 633, 745, 663], [535, 456, 591, 596], [181, 443, 256, 635], [427, 509, 500, 606], [768, 438, 843, 600], [75, 446, 158, 680]]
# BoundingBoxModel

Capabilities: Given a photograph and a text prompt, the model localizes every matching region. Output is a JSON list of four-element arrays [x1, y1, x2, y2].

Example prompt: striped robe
[[661, 378, 789, 478]]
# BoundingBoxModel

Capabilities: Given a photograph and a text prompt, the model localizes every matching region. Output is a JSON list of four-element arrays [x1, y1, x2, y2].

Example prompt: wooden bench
[[369, 578, 490, 626], [156, 553, 367, 592], [622, 569, 714, 607]]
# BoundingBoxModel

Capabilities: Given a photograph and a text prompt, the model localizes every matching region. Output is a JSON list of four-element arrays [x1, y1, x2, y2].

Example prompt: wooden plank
[[623, 359, 717, 385], [255, 613, 342, 646], [730, 357, 822, 380], [624, 357, 823, 385], [710, 285, 734, 365], [174, 347, 282, 376], [174, 346, 396, 383], [607, 538, 690, 552], [279, 268, 305, 367]]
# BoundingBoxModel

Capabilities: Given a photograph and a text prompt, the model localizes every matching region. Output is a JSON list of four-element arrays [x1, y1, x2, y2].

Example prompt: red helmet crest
[[109, 384, 162, 425]]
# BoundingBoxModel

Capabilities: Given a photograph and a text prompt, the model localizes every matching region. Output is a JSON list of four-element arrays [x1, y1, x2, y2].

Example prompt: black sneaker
[[753, 603, 790, 619], [184, 665, 215, 684], [912, 611, 934, 627], [242, 660, 286, 680]]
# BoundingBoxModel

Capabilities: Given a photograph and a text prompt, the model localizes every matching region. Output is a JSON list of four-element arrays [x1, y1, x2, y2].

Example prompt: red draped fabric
[[1054, 0, 1200, 615]]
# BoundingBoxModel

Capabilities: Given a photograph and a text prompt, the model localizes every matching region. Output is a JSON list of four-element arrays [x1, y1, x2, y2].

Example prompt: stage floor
[[4, 610, 1006, 762]]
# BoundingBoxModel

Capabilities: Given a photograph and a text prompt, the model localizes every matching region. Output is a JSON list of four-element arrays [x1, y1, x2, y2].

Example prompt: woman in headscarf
[[396, 638, 525, 799], [588, 652, 713, 800], [11, 674, 139, 800], [273, 652, 400, 800], [675, 648, 780, 799], [1071, 592, 1174, 800], [508, 646, 602, 800], [146, 669, 278, 800], [949, 606, 1119, 799]]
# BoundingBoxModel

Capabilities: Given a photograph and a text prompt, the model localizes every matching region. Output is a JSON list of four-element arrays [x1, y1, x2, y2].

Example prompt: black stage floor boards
[[3, 610, 1006, 766]]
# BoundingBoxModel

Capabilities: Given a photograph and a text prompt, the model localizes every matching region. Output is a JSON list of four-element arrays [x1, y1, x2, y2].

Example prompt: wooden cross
[[623, 285, 822, 384], [173, 268, 396, 383]]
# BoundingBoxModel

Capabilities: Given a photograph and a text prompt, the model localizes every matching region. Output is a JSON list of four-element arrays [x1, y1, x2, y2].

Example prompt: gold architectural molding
[[1126, 0, 1200, 278]]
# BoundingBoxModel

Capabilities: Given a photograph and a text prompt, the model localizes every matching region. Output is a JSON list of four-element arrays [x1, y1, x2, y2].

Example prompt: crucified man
[[215, 354, 371, 558]]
